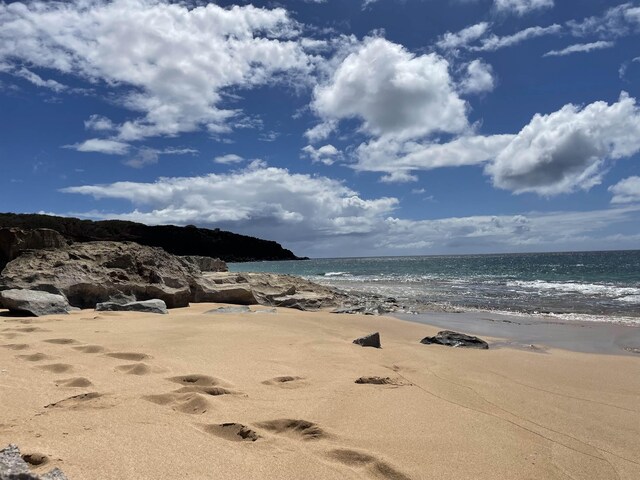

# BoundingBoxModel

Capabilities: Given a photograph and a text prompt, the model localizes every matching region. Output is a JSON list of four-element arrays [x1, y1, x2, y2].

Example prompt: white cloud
[[436, 22, 490, 51], [214, 154, 245, 165], [13, 67, 67, 92], [301, 144, 342, 165], [353, 134, 514, 180], [458, 59, 495, 94], [309, 37, 468, 142], [486, 93, 640, 195], [609, 176, 640, 203], [568, 3, 640, 38], [0, 0, 314, 145], [472, 24, 562, 51], [60, 165, 399, 246], [84, 115, 116, 132], [123, 147, 197, 169], [544, 41, 615, 57], [66, 138, 131, 155], [494, 0, 554, 16]]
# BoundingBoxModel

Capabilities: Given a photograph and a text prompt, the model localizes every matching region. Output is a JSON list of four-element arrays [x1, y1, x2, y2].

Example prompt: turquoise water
[[230, 250, 640, 321]]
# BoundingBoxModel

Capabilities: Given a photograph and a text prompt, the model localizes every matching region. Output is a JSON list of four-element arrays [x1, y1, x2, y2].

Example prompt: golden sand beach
[[1, 304, 639, 479]]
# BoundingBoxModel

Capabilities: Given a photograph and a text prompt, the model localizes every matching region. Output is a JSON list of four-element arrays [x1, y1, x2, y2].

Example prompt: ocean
[[229, 250, 640, 325]]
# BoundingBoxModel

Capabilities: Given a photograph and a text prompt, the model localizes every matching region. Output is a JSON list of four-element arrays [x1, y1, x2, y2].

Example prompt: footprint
[[73, 345, 106, 354], [115, 363, 153, 376], [21, 452, 49, 467], [15, 327, 50, 333], [168, 374, 229, 387], [262, 376, 306, 386], [38, 363, 74, 374], [1, 343, 30, 350], [43, 338, 79, 345], [1, 333, 23, 339], [105, 352, 151, 361], [173, 386, 236, 396], [44, 392, 104, 410], [255, 419, 326, 440], [55, 377, 93, 388], [328, 449, 411, 480], [144, 392, 211, 414], [355, 376, 404, 386], [201, 423, 261, 442], [16, 353, 52, 362]]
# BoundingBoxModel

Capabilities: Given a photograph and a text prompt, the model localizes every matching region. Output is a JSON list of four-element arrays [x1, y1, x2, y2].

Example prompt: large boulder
[[191, 278, 258, 305], [0, 289, 71, 316], [420, 330, 489, 349], [0, 241, 198, 308], [0, 228, 67, 271]]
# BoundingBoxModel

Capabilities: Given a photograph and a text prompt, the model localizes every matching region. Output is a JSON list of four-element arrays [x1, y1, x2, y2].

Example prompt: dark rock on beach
[[420, 330, 489, 349], [0, 444, 68, 480], [95, 299, 168, 314], [353, 332, 381, 348], [0, 289, 71, 316], [181, 255, 228, 272]]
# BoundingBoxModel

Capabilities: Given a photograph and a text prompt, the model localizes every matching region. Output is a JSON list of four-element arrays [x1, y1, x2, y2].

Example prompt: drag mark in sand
[[42, 338, 80, 345], [105, 352, 151, 361], [44, 392, 105, 410]]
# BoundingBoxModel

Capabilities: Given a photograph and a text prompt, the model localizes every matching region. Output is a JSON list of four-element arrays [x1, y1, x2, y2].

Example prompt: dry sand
[[1, 304, 639, 479]]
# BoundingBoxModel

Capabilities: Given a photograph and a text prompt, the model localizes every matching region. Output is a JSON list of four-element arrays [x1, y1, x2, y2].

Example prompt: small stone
[[353, 332, 381, 348], [95, 299, 168, 314]]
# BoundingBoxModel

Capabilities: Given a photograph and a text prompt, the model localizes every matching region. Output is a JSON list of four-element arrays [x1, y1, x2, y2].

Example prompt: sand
[[0, 304, 639, 479]]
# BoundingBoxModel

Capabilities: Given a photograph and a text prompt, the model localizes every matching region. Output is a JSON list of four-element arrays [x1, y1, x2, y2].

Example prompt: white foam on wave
[[508, 280, 640, 298]]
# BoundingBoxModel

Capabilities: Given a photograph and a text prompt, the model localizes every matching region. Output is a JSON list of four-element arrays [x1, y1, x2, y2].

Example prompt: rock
[[353, 332, 381, 348], [0, 241, 198, 309], [181, 255, 228, 272], [420, 330, 489, 349], [191, 278, 258, 305], [204, 306, 252, 314], [0, 289, 71, 316], [0, 228, 67, 271], [95, 299, 168, 314], [0, 444, 68, 480]]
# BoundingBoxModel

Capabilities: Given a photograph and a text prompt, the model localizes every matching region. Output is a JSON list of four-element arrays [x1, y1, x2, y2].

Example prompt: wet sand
[[1, 304, 639, 479]]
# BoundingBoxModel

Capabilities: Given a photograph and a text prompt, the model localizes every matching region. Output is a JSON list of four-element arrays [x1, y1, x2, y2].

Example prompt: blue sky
[[1, 0, 640, 257]]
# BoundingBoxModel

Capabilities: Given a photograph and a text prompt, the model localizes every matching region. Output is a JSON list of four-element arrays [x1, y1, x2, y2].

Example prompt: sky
[[1, 0, 640, 258]]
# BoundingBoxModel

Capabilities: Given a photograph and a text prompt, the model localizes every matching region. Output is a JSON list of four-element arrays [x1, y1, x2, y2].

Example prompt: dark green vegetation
[[0, 213, 301, 262]]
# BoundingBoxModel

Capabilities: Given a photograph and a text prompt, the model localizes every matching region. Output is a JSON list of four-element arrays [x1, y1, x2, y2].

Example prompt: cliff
[[0, 213, 302, 263]]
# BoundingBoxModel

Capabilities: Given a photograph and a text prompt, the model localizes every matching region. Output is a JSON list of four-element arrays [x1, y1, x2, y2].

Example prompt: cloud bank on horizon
[[1, 0, 639, 257]]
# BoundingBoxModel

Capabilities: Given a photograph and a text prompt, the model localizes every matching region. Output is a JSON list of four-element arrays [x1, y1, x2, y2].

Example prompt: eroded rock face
[[0, 289, 71, 316], [420, 330, 489, 349], [181, 256, 228, 272], [0, 241, 198, 308], [0, 228, 67, 271]]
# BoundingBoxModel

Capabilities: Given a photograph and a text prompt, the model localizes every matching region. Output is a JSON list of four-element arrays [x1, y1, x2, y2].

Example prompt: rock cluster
[[0, 444, 67, 480], [181, 255, 228, 272]]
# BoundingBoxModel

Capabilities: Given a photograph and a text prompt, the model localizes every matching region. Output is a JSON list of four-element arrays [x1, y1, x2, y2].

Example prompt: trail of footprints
[[3, 329, 413, 479]]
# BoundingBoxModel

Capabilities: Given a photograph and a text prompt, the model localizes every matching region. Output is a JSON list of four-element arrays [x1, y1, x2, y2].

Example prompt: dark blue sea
[[230, 250, 640, 325]]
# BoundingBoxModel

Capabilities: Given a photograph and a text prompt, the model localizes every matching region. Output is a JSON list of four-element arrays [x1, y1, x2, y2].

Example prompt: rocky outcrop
[[181, 255, 228, 272], [420, 330, 489, 349], [0, 444, 68, 480], [353, 332, 381, 348], [0, 242, 343, 311], [0, 241, 198, 308], [0, 289, 71, 316], [0, 212, 303, 262], [95, 299, 168, 314], [0, 228, 67, 271]]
